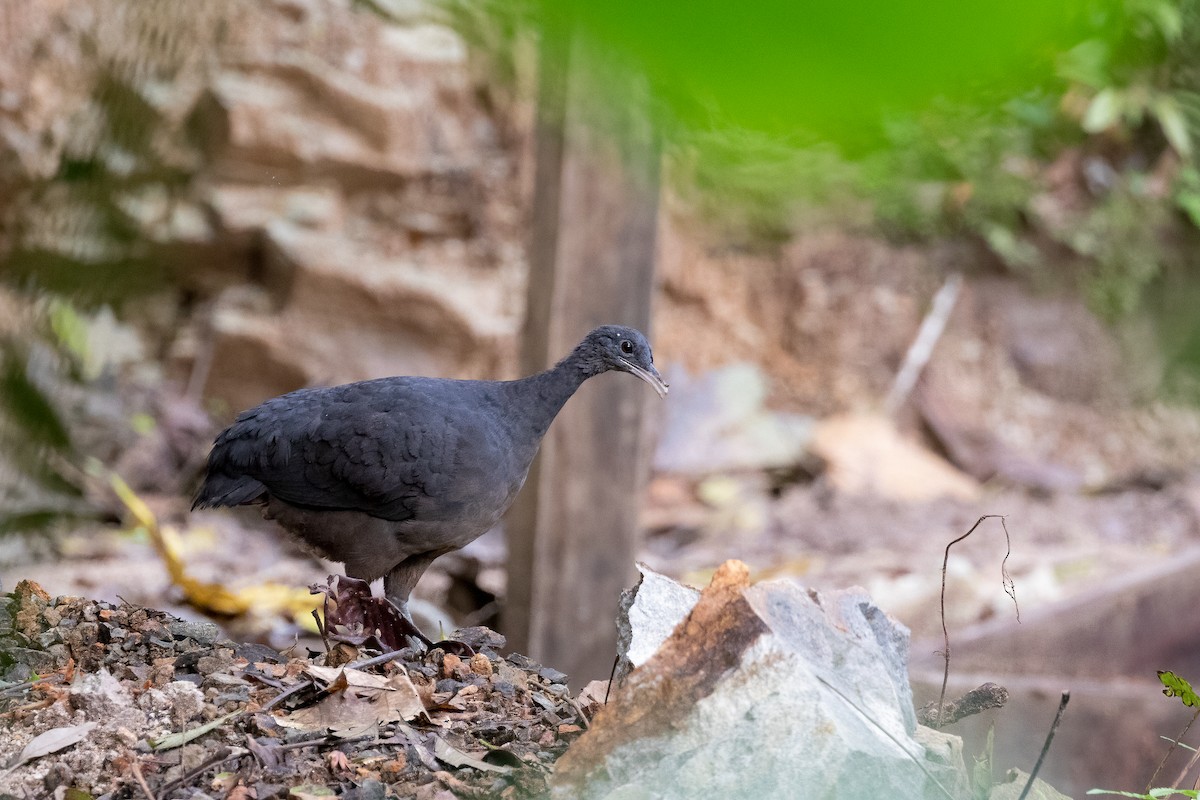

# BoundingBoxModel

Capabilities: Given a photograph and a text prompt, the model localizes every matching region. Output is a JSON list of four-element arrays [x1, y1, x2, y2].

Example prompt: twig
[[155, 747, 249, 798], [313, 608, 330, 653], [884, 272, 963, 415], [817, 675, 955, 800], [1018, 691, 1070, 800], [605, 654, 619, 704], [130, 757, 158, 800], [937, 514, 1017, 726], [0, 673, 64, 696], [260, 680, 313, 712], [348, 648, 409, 671], [241, 669, 284, 690], [1148, 707, 1200, 792], [275, 732, 379, 752], [566, 696, 592, 729], [1172, 713, 1200, 791]]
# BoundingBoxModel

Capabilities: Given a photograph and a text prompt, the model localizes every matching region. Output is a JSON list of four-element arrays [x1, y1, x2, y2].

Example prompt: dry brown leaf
[[277, 668, 426, 737], [306, 665, 390, 691]]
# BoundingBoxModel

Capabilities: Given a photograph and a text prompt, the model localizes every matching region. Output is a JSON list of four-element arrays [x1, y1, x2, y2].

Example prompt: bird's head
[[575, 325, 669, 397]]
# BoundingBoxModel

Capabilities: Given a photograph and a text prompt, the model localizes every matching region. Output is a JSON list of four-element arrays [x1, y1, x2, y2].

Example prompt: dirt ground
[[0, 579, 592, 799]]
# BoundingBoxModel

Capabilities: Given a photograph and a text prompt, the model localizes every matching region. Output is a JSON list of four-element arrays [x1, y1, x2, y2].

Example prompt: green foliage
[[437, 0, 534, 92], [1088, 672, 1200, 799], [0, 299, 111, 535], [543, 0, 1093, 146], [670, 128, 863, 243], [1159, 671, 1200, 707], [971, 726, 997, 800], [0, 340, 89, 534]]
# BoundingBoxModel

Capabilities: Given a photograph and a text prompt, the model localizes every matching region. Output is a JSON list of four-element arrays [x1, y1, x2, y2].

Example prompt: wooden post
[[503, 26, 660, 684]]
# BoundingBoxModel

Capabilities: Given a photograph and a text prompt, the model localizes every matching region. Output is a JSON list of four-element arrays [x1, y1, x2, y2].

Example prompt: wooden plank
[[503, 27, 661, 684]]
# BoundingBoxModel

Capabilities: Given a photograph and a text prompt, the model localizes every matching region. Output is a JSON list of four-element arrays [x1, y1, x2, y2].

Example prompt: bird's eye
[[620, 339, 634, 355]]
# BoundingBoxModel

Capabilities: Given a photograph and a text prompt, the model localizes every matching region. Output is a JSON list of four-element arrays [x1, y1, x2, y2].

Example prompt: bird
[[192, 325, 667, 645]]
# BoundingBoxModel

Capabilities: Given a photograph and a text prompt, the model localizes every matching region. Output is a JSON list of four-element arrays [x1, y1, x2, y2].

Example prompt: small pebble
[[469, 653, 493, 678], [538, 666, 568, 684]]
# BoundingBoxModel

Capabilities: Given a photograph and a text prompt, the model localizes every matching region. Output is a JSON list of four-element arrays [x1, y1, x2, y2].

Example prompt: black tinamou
[[192, 325, 667, 636]]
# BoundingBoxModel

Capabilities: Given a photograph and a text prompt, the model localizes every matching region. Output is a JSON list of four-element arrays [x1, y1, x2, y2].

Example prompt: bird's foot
[[385, 599, 475, 657]]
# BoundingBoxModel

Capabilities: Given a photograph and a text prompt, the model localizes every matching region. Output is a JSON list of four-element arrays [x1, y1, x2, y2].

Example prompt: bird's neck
[[505, 348, 596, 441]]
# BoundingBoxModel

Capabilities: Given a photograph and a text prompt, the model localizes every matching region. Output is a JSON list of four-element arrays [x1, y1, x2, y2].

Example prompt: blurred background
[[4, 0, 1200, 793]]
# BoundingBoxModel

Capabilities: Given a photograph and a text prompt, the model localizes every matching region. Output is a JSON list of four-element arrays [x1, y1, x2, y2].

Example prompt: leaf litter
[[0, 578, 592, 798]]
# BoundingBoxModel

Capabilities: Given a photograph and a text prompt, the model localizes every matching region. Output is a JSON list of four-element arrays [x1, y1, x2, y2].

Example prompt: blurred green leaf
[[539, 0, 1097, 147], [48, 298, 90, 370], [1176, 168, 1200, 227], [0, 346, 71, 451], [1153, 94, 1192, 155], [1158, 670, 1200, 707], [1131, 0, 1184, 43], [1058, 39, 1113, 88], [1083, 87, 1123, 132], [130, 412, 156, 435]]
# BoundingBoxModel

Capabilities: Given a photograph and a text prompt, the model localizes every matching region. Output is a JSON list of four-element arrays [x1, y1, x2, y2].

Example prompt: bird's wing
[[204, 380, 462, 522]]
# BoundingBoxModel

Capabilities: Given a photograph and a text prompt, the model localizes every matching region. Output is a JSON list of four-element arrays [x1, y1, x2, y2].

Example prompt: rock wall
[[1, 0, 529, 414]]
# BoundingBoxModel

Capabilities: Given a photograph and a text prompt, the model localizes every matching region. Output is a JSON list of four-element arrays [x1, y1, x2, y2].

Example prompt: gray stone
[[614, 563, 700, 682], [166, 619, 221, 645], [69, 669, 148, 732], [653, 363, 815, 475], [6, 647, 57, 675], [557, 562, 964, 800]]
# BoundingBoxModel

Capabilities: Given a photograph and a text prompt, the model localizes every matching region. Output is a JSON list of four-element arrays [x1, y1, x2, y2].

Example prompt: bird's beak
[[624, 361, 669, 398]]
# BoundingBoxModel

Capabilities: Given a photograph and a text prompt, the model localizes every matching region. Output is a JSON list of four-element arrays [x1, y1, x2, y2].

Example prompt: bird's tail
[[191, 472, 267, 510]]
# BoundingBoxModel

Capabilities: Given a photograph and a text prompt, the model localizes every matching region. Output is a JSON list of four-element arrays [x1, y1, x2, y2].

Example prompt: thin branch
[[155, 747, 249, 798], [313, 608, 330, 653], [130, 757, 159, 800], [1148, 707, 1200, 792], [1018, 691, 1070, 800], [1171, 712, 1200, 790], [348, 648, 409, 671], [259, 680, 313, 713], [0, 673, 64, 696], [817, 675, 955, 800], [937, 515, 1018, 726], [605, 653, 619, 704], [884, 272, 963, 415]]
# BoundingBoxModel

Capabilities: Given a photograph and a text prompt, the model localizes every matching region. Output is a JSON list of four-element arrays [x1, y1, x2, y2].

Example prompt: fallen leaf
[[289, 785, 336, 799], [306, 665, 390, 691], [148, 711, 241, 751], [431, 736, 512, 774], [9, 722, 97, 769], [315, 576, 424, 651], [277, 669, 425, 737]]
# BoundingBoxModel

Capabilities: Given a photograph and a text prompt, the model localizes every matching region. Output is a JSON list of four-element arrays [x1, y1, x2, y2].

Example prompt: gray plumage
[[193, 325, 667, 625]]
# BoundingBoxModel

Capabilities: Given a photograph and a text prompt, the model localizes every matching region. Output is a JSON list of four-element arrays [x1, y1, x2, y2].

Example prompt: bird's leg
[[384, 552, 474, 656]]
